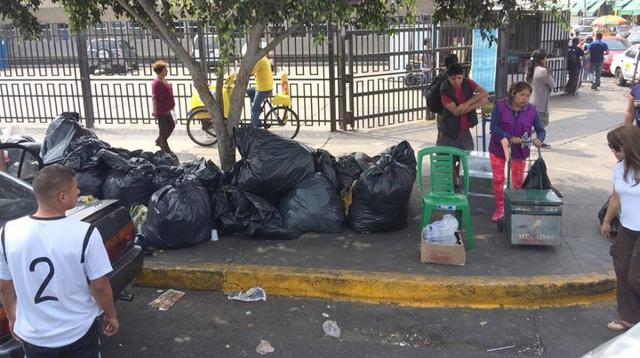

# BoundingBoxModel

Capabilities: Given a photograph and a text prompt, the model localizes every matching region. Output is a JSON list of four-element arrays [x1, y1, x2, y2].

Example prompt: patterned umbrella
[[592, 15, 628, 26]]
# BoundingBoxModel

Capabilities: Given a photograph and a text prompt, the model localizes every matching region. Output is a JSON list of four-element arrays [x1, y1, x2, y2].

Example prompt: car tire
[[616, 68, 627, 86]]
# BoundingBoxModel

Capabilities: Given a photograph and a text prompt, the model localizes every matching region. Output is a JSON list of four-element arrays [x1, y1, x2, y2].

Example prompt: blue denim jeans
[[591, 63, 603, 88], [246, 87, 272, 128]]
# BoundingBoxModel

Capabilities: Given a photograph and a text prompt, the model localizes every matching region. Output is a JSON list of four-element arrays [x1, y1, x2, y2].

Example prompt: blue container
[[0, 39, 9, 69]]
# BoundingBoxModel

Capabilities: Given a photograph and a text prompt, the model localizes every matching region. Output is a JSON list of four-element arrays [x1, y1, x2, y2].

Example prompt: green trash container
[[505, 188, 563, 246]]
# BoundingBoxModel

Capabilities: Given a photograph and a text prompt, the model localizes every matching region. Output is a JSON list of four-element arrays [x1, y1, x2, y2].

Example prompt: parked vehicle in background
[[578, 17, 596, 26], [611, 44, 640, 86], [581, 36, 631, 75], [193, 34, 220, 68], [0, 143, 144, 357], [614, 25, 631, 38], [571, 25, 593, 41], [87, 38, 140, 74]]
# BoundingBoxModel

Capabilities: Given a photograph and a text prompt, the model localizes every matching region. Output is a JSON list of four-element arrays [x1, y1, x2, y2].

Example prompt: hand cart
[[497, 135, 563, 246]]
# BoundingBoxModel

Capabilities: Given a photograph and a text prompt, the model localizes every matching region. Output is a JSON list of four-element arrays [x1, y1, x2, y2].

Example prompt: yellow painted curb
[[137, 262, 615, 309]]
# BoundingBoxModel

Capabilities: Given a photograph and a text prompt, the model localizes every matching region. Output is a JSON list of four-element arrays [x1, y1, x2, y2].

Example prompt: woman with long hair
[[526, 49, 555, 137], [488, 81, 546, 222], [601, 125, 640, 332]]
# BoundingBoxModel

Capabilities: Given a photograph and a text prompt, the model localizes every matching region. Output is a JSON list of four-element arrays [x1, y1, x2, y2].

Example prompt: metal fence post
[[75, 31, 95, 128], [328, 23, 337, 132], [337, 25, 348, 130]]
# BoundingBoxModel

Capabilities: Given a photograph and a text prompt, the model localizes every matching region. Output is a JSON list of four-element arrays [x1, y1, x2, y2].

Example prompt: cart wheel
[[497, 218, 505, 233]]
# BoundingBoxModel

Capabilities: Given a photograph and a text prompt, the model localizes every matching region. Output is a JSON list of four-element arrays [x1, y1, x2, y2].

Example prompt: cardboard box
[[420, 231, 466, 266]]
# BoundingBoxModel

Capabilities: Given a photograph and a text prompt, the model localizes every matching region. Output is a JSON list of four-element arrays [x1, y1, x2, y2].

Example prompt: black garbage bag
[[523, 157, 552, 190], [103, 159, 155, 207], [315, 149, 338, 188], [151, 151, 180, 167], [135, 151, 156, 163], [181, 158, 222, 193], [335, 152, 375, 193], [244, 192, 300, 240], [211, 187, 299, 239], [40, 113, 96, 165], [211, 186, 255, 235], [62, 138, 112, 198], [62, 137, 110, 170], [598, 198, 620, 239], [153, 166, 185, 190], [381, 141, 416, 168], [142, 176, 212, 249], [522, 156, 563, 197], [230, 127, 316, 199], [75, 168, 108, 198], [279, 174, 344, 233], [347, 145, 417, 233], [96, 149, 133, 171]]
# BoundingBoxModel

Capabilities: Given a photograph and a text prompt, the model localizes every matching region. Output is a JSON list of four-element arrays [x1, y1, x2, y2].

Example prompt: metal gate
[[495, 11, 570, 98], [0, 21, 340, 128], [339, 16, 472, 129]]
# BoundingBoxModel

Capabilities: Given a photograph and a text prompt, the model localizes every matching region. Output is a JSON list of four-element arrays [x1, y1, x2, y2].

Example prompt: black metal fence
[[0, 18, 472, 129]]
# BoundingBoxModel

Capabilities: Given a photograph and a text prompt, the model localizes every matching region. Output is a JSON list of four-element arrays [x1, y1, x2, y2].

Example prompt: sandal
[[607, 320, 634, 332]]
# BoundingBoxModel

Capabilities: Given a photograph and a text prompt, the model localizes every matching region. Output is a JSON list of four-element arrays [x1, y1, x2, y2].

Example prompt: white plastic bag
[[423, 214, 458, 244]]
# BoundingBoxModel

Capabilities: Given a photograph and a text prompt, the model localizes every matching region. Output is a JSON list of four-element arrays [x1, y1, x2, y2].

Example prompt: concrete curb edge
[[137, 262, 616, 309]]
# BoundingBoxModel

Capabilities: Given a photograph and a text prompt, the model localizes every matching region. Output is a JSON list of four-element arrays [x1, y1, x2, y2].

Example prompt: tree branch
[[256, 22, 303, 60], [114, 0, 163, 40]]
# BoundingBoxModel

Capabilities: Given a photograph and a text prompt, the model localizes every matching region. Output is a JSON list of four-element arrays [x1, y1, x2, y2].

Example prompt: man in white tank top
[[0, 165, 118, 357]]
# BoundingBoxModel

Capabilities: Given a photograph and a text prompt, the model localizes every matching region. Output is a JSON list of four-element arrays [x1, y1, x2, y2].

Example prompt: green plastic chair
[[416, 146, 475, 251]]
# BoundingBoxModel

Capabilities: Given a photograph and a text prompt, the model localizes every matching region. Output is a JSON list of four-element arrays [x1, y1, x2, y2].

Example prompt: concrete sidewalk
[[1, 78, 629, 308]]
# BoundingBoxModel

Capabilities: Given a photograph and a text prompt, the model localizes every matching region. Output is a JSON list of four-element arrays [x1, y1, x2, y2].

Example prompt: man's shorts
[[22, 318, 101, 358], [436, 129, 474, 151]]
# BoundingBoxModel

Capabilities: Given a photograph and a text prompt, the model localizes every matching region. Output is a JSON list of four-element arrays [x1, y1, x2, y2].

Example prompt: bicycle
[[186, 73, 300, 147]]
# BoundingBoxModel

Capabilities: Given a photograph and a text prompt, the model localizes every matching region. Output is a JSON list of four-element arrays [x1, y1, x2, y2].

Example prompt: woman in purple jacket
[[489, 82, 546, 222]]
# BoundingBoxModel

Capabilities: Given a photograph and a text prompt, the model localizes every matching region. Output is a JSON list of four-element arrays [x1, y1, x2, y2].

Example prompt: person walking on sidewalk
[[601, 125, 640, 332], [488, 82, 546, 222], [151, 60, 176, 153], [588, 33, 609, 91], [526, 49, 554, 148], [0, 165, 118, 356], [582, 36, 593, 84], [564, 37, 584, 96], [623, 84, 640, 127], [246, 56, 274, 128], [438, 63, 489, 187]]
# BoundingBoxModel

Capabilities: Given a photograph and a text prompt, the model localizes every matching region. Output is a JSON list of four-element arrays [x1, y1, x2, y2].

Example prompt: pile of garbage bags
[[42, 117, 416, 250]]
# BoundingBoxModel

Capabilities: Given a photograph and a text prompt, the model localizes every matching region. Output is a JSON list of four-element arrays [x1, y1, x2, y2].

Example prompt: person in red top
[[151, 60, 176, 153], [438, 63, 488, 187]]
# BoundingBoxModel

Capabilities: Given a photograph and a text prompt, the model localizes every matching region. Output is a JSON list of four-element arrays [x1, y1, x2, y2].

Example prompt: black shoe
[[541, 143, 551, 149]]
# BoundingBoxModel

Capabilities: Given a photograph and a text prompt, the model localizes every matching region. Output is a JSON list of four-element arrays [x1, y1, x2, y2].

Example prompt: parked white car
[[582, 323, 640, 358], [611, 44, 640, 86]]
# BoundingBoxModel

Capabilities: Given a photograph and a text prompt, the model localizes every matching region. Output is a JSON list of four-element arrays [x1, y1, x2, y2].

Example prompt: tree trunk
[[189, 66, 235, 170]]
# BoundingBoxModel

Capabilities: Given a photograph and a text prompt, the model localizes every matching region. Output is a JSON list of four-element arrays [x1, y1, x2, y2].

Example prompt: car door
[[0, 143, 43, 183], [622, 47, 639, 79]]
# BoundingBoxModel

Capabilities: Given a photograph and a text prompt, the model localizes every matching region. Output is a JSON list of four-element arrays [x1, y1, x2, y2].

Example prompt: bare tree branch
[[256, 22, 303, 60]]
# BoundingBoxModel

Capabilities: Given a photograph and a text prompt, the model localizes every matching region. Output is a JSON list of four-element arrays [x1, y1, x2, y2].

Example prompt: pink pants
[[490, 153, 526, 213]]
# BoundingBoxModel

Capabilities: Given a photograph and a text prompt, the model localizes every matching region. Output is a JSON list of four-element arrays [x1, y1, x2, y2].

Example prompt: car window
[[605, 40, 630, 51], [0, 173, 37, 226], [627, 48, 639, 59], [629, 33, 640, 43]]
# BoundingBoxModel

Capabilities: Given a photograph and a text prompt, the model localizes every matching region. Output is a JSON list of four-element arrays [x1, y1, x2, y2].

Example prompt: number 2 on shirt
[[29, 257, 59, 304]]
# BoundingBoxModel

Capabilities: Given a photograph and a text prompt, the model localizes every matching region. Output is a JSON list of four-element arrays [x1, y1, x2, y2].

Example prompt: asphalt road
[[102, 287, 619, 358]]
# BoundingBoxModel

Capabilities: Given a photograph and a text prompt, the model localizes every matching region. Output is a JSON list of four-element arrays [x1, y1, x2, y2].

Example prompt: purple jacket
[[489, 99, 546, 160]]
